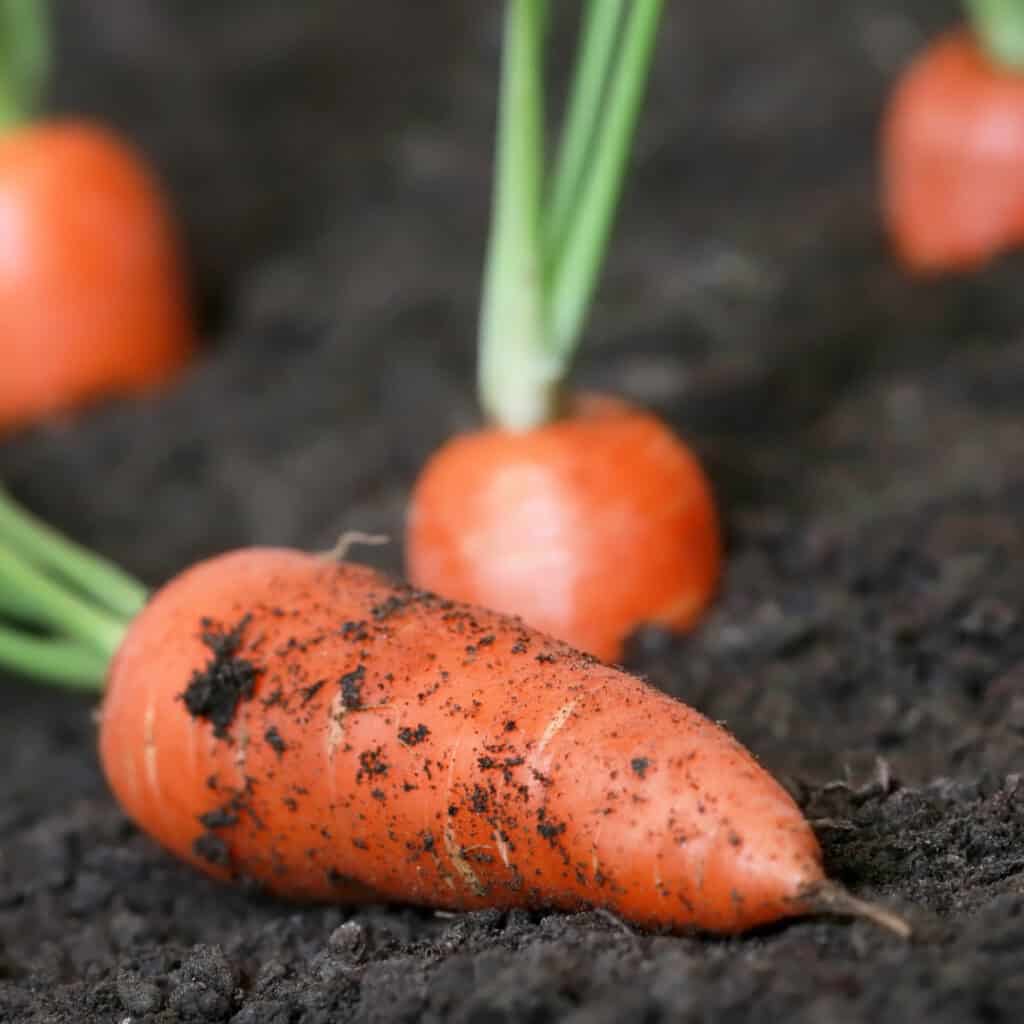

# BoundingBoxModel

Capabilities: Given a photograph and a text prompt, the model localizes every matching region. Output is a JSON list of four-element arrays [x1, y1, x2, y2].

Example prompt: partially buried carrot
[[0, 1, 194, 435], [406, 0, 721, 663], [0, 489, 907, 936], [408, 394, 719, 663], [882, 2, 1024, 271]]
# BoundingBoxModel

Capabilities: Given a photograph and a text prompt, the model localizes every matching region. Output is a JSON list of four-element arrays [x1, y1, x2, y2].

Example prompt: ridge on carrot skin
[[882, 26, 1024, 272], [0, 120, 195, 434], [99, 546, 819, 935], [406, 393, 721, 663]]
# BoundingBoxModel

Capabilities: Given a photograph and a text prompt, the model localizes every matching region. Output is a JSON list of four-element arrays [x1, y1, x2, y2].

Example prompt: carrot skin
[[99, 548, 821, 934], [0, 120, 194, 433], [882, 28, 1024, 272], [406, 394, 721, 663]]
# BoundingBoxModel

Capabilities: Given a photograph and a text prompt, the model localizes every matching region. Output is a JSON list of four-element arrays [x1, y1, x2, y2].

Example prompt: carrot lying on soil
[[405, 0, 721, 663], [0, 2, 194, 435], [882, 3, 1024, 271], [0, 488, 907, 936]]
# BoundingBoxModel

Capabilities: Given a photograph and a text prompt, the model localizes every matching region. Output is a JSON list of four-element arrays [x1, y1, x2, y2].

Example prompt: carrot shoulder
[[99, 548, 822, 934]]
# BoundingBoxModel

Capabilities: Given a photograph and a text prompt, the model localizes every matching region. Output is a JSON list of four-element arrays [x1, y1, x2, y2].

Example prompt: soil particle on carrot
[[631, 757, 650, 779], [398, 724, 430, 746], [340, 665, 366, 708], [180, 616, 258, 738], [264, 727, 286, 756], [356, 748, 389, 782], [192, 832, 230, 867], [198, 808, 239, 829]]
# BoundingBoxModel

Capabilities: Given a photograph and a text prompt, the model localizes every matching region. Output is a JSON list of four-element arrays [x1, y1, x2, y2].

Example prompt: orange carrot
[[0, 3, 194, 435], [407, 394, 721, 663], [0, 490, 907, 936], [882, 10, 1024, 272], [0, 122, 195, 433], [97, 547, 817, 933], [405, 2, 721, 661]]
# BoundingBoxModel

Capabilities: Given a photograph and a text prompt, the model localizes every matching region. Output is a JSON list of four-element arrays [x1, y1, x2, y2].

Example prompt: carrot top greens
[[966, 0, 1024, 69], [0, 0, 49, 132], [0, 486, 146, 688], [479, 0, 663, 430]]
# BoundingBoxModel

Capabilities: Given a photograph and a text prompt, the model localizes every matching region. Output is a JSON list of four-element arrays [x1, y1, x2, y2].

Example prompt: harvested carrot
[[882, 4, 1024, 271], [405, 0, 721, 662], [0, 490, 906, 936], [408, 394, 720, 662], [0, 2, 194, 435]]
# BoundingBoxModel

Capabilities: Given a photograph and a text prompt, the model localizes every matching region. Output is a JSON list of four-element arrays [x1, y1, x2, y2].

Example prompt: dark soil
[[2, 1, 1023, 1021]]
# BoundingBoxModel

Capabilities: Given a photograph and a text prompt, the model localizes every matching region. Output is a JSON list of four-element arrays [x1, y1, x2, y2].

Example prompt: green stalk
[[0, 540, 128, 660], [544, 0, 625, 269], [0, 624, 107, 688], [966, 0, 1024, 69], [0, 487, 148, 619], [0, 0, 48, 133], [478, 0, 556, 431], [546, 0, 663, 360]]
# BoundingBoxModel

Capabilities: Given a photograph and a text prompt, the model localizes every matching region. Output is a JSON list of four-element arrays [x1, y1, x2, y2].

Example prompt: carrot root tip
[[802, 881, 912, 939]]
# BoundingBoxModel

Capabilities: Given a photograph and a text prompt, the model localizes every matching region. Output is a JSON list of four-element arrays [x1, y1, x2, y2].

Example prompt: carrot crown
[[966, 0, 1024, 69], [0, 0, 49, 132], [0, 487, 146, 688], [478, 0, 663, 430]]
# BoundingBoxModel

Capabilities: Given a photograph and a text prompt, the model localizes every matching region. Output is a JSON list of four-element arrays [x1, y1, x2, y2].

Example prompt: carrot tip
[[803, 882, 912, 939], [319, 532, 391, 562]]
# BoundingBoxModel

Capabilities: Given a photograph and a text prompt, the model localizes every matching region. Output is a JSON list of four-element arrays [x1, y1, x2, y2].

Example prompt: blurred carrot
[[882, 3, 1024, 271], [0, 1, 194, 435]]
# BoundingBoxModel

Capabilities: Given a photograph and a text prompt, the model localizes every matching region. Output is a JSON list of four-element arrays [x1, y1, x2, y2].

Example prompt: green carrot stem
[[0, 540, 128, 660], [478, 0, 558, 431], [544, 0, 626, 268], [0, 0, 49, 133], [545, 0, 663, 360], [966, 0, 1024, 69], [0, 624, 107, 688], [0, 486, 148, 620]]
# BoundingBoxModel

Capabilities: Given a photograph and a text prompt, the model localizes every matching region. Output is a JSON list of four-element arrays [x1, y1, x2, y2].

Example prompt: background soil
[[2, 1, 1023, 1021]]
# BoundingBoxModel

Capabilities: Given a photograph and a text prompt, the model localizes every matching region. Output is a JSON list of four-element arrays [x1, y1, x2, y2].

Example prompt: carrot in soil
[[0, 488, 908, 937], [882, 2, 1024, 271], [0, 0, 194, 436], [406, 0, 721, 663]]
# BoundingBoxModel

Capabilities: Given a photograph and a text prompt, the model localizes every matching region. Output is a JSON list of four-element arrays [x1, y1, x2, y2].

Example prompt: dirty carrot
[[882, 1, 1024, 271], [405, 0, 721, 663], [0, 489, 907, 937], [0, 0, 194, 435]]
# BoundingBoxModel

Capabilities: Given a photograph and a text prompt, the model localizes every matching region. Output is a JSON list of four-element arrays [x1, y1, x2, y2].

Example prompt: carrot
[[0, 490, 907, 936], [882, 3, 1024, 272], [405, 0, 721, 662], [408, 394, 720, 662], [0, 2, 194, 435]]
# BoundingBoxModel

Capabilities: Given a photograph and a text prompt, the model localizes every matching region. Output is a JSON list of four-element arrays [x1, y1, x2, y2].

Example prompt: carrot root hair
[[802, 881, 912, 939], [319, 532, 391, 562]]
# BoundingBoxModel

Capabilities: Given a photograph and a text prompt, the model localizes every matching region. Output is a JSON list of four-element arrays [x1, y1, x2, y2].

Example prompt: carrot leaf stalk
[[0, 487, 148, 619], [0, 488, 147, 688], [0, 624, 110, 688], [478, 0, 552, 431], [544, 0, 626, 267], [479, 0, 664, 430], [546, 0, 662, 359], [0, 0, 49, 133], [966, 0, 1024, 69]]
